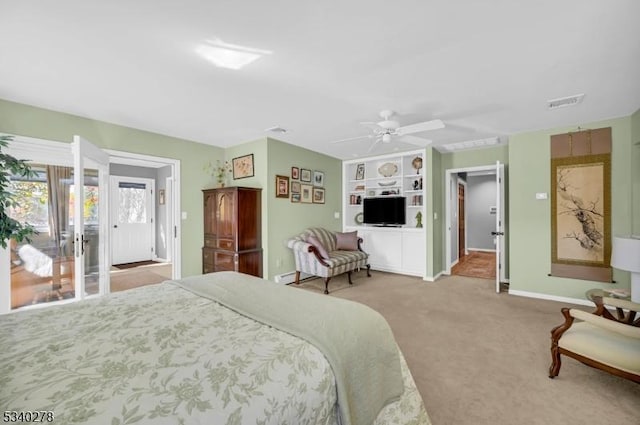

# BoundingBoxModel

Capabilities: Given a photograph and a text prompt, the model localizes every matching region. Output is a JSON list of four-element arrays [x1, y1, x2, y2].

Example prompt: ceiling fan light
[[382, 134, 392, 143]]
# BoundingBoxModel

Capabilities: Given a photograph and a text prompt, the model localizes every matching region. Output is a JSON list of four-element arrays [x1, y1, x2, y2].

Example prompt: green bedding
[[172, 272, 404, 425], [0, 272, 429, 425]]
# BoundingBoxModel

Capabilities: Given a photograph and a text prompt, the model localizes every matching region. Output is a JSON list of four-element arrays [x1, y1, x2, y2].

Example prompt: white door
[[73, 135, 110, 298], [493, 161, 506, 293], [111, 176, 154, 265]]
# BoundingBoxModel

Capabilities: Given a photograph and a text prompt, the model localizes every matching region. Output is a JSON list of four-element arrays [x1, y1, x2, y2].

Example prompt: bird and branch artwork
[[550, 127, 612, 282]]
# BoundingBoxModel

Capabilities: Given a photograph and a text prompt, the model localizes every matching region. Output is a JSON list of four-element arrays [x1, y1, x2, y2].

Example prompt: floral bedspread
[[0, 282, 429, 424]]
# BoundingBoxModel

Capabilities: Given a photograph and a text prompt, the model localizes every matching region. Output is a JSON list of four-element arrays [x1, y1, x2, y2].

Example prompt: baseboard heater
[[274, 271, 314, 285]]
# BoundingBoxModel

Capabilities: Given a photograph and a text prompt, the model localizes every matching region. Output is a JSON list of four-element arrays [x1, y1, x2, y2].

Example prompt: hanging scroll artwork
[[550, 127, 612, 282]]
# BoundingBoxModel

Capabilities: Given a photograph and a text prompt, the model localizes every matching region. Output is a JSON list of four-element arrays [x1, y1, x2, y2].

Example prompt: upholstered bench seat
[[559, 321, 640, 375], [550, 297, 640, 383], [287, 227, 371, 294]]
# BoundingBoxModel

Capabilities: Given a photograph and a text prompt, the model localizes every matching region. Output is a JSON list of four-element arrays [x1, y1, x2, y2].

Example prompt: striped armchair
[[286, 227, 371, 294]]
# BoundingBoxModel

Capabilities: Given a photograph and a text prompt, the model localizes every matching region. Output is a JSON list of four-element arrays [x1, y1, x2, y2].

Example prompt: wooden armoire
[[202, 187, 262, 277]]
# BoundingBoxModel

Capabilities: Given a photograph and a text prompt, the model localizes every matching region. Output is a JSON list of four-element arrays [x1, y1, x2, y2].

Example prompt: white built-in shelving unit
[[342, 149, 426, 277]]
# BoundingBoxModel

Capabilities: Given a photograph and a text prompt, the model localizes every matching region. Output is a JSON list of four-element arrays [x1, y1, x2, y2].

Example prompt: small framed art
[[300, 168, 312, 182], [291, 193, 301, 203], [232, 154, 255, 179], [291, 180, 301, 193], [291, 166, 299, 180], [313, 187, 325, 204], [355, 163, 365, 180], [276, 175, 289, 198], [313, 170, 324, 187], [301, 184, 313, 203]]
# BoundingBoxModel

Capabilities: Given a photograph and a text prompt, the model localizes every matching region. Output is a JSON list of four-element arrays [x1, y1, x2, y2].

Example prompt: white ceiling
[[1, 1, 639, 160]]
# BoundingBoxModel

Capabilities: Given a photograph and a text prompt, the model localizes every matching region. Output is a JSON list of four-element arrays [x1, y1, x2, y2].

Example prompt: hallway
[[451, 251, 496, 280]]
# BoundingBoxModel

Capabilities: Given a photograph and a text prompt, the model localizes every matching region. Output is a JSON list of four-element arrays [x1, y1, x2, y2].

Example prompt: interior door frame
[[445, 164, 506, 282], [105, 149, 181, 279]]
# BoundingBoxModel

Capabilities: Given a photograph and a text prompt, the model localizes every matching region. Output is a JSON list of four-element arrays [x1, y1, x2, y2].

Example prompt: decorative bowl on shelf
[[378, 180, 397, 187], [378, 162, 399, 177], [354, 212, 364, 225]]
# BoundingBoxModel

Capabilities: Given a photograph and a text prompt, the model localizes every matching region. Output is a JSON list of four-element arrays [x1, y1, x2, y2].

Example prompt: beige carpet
[[294, 272, 640, 425]]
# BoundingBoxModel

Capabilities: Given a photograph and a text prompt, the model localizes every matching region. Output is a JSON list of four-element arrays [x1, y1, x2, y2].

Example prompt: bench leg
[[294, 271, 301, 285], [324, 277, 331, 294], [366, 264, 371, 277], [347, 271, 353, 285]]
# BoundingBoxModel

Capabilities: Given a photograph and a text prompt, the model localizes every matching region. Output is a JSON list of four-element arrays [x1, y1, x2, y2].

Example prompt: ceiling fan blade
[[329, 134, 373, 144], [398, 135, 433, 147], [359, 121, 382, 131], [396, 119, 445, 135], [366, 139, 381, 154]]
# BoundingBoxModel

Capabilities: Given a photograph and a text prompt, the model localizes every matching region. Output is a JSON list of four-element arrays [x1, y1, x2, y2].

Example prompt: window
[[8, 170, 49, 231]]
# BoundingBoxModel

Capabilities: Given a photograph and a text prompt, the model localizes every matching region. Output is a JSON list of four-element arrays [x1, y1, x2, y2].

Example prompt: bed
[[0, 271, 430, 425]]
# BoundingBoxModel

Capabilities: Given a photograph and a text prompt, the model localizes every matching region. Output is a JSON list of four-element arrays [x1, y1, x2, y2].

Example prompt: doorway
[[445, 163, 506, 291], [107, 151, 181, 293]]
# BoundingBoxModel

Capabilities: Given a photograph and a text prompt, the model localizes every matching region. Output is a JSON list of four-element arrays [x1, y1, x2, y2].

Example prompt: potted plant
[[0, 135, 37, 249], [204, 159, 232, 188]]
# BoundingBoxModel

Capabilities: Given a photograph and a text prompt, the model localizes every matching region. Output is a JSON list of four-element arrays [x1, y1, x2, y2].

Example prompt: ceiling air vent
[[265, 126, 288, 133], [547, 94, 585, 110]]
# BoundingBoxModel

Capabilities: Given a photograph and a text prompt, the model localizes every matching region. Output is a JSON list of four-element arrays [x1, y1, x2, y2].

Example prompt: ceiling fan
[[331, 110, 445, 153]]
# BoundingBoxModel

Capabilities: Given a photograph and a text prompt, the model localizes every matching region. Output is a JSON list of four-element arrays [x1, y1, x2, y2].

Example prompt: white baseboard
[[424, 271, 444, 282], [274, 271, 313, 285], [468, 248, 496, 253], [507, 289, 592, 306]]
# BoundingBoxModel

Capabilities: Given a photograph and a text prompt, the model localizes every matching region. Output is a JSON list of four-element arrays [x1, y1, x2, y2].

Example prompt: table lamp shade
[[611, 236, 640, 303]]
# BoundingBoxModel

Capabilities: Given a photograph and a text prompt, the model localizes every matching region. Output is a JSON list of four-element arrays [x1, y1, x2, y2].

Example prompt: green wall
[[223, 137, 342, 280], [425, 147, 443, 279], [508, 116, 634, 300], [0, 98, 224, 277], [265, 138, 342, 279], [632, 109, 640, 235]]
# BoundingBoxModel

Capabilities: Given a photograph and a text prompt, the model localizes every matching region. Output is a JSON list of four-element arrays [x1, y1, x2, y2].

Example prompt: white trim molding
[[507, 289, 593, 306]]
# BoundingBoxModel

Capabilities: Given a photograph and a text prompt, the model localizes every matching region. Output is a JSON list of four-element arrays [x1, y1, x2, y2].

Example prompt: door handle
[[491, 231, 504, 236]]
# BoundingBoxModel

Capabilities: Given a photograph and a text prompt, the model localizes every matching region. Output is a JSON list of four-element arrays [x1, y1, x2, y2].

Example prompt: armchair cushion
[[336, 231, 359, 251]]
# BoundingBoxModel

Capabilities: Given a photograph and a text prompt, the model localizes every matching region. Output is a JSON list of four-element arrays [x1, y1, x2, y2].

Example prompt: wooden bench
[[549, 296, 640, 383]]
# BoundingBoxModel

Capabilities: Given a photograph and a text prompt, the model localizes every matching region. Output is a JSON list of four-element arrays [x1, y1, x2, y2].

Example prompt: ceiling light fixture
[[265, 126, 287, 133], [547, 94, 585, 110], [196, 38, 272, 70]]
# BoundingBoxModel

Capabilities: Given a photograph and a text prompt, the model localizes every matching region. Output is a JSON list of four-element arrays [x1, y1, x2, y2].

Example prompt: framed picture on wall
[[300, 168, 312, 182], [291, 193, 301, 203], [355, 163, 365, 180], [232, 154, 254, 179], [291, 166, 299, 180], [158, 189, 165, 205], [313, 187, 325, 204], [276, 175, 289, 198], [291, 181, 301, 193], [313, 170, 324, 187], [300, 184, 313, 203]]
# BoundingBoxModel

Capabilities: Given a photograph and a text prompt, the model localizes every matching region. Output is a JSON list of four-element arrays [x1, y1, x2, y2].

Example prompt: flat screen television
[[363, 196, 406, 226]]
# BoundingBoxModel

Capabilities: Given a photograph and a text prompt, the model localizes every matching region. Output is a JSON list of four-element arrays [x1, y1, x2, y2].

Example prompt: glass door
[[73, 136, 110, 298]]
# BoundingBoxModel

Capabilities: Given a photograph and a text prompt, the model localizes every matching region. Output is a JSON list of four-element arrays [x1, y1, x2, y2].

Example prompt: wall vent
[[265, 126, 288, 133], [547, 94, 585, 110]]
